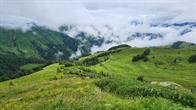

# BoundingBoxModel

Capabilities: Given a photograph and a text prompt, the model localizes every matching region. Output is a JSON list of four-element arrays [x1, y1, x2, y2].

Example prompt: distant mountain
[[58, 21, 196, 47], [151, 22, 196, 28], [0, 26, 87, 81], [127, 32, 163, 41], [0, 26, 80, 60], [151, 22, 196, 36], [170, 41, 196, 49], [0, 16, 196, 81]]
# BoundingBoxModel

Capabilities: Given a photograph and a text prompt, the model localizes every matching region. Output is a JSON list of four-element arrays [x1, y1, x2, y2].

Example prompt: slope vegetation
[[0, 46, 196, 109], [0, 26, 79, 81]]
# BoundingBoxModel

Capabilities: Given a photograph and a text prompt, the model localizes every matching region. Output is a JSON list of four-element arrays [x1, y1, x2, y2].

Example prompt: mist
[[0, 0, 196, 53]]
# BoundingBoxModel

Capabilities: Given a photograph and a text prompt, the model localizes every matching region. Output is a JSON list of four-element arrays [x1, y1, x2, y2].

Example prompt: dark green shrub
[[58, 61, 74, 67], [61, 66, 109, 79], [9, 81, 14, 86], [132, 55, 143, 62], [82, 57, 99, 66], [143, 49, 151, 56], [132, 49, 151, 62], [57, 68, 61, 73], [132, 55, 149, 62], [33, 66, 42, 71], [155, 61, 164, 65], [64, 62, 74, 67], [58, 60, 74, 67], [143, 56, 149, 62], [171, 58, 177, 64], [173, 58, 177, 63], [137, 76, 144, 82], [188, 54, 196, 63], [96, 78, 196, 107], [51, 76, 58, 80]]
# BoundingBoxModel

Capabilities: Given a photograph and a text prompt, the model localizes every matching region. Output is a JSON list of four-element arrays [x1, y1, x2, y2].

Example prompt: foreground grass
[[0, 64, 194, 110], [0, 47, 196, 109]]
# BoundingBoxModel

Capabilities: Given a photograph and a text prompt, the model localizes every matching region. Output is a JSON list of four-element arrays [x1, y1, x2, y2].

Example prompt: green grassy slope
[[0, 46, 196, 109], [0, 64, 194, 110], [89, 47, 196, 89], [0, 26, 80, 81], [0, 27, 79, 59]]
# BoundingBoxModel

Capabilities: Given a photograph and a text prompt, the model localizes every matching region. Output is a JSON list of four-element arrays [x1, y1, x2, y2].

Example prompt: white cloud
[[69, 48, 82, 59], [0, 0, 195, 27], [0, 0, 196, 52]]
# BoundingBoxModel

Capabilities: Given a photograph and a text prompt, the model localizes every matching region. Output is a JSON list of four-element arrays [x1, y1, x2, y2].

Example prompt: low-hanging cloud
[[0, 0, 196, 53]]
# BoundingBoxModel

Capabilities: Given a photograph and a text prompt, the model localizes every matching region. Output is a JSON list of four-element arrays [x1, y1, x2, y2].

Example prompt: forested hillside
[[0, 26, 80, 81]]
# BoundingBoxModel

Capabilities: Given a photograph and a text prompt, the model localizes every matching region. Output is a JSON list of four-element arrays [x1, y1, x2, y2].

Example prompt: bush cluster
[[132, 49, 151, 62], [61, 66, 109, 78], [96, 78, 196, 107], [81, 55, 109, 66], [82, 57, 100, 66], [188, 54, 196, 63]]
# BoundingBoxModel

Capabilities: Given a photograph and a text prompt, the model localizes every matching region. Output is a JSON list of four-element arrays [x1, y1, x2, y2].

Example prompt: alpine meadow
[[0, 0, 196, 110]]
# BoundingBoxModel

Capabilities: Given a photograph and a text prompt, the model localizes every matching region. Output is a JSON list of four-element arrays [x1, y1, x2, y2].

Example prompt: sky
[[0, 0, 195, 27], [0, 0, 196, 51]]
